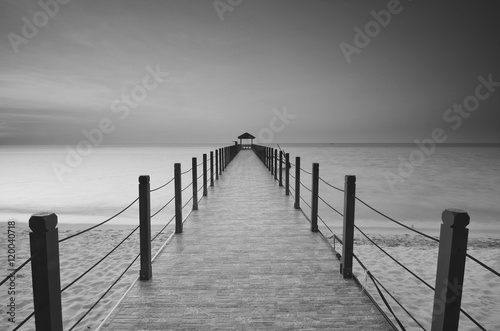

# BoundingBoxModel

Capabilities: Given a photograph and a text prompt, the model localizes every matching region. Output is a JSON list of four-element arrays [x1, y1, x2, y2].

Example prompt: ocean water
[[1, 144, 499, 238]]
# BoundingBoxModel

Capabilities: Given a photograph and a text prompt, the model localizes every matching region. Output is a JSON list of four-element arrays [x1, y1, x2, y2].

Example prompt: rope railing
[[151, 214, 176, 243], [318, 195, 343, 218], [355, 196, 500, 279], [256, 146, 493, 330], [182, 196, 194, 210], [317, 214, 335, 235], [350, 252, 422, 331], [299, 195, 312, 209], [150, 196, 175, 219], [354, 224, 434, 292], [12, 312, 34, 330], [0, 257, 32, 287], [354, 225, 487, 330], [59, 197, 139, 243], [181, 182, 192, 192], [61, 226, 140, 293], [299, 181, 312, 192], [300, 167, 312, 175], [21, 145, 241, 331], [150, 177, 174, 192], [466, 253, 500, 278], [355, 196, 439, 242], [319, 177, 344, 192], [68, 252, 141, 331]]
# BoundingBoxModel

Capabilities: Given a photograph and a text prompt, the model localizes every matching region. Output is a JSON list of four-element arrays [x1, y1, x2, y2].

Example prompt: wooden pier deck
[[101, 150, 393, 330]]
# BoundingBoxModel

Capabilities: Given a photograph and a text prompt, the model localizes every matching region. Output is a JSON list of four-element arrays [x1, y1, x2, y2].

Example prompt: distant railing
[[251, 143, 498, 331], [0, 144, 240, 331]]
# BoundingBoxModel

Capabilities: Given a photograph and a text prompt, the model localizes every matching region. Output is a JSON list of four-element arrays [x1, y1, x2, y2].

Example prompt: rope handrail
[[197, 173, 203, 180], [61, 225, 140, 293], [59, 197, 139, 243], [300, 182, 312, 192], [354, 224, 434, 292], [197, 161, 203, 167], [13, 311, 34, 330], [318, 195, 343, 217], [182, 196, 193, 210], [299, 196, 312, 209], [300, 167, 312, 175], [151, 196, 175, 219], [181, 168, 192, 175], [150, 177, 174, 192], [151, 214, 176, 243], [366, 270, 407, 330], [0, 257, 32, 287], [317, 214, 335, 235], [68, 252, 141, 331], [181, 182, 192, 192], [357, 197, 500, 278], [319, 177, 344, 192], [466, 253, 500, 278], [352, 252, 425, 330], [289, 173, 295, 179], [355, 196, 439, 242]]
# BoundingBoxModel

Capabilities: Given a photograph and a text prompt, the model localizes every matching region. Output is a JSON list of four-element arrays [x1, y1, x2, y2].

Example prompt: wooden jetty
[[99, 150, 392, 330], [21, 134, 478, 331]]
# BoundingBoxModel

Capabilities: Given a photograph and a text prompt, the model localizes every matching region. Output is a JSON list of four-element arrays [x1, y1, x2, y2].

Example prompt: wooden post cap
[[29, 213, 58, 232], [139, 175, 150, 184], [442, 209, 470, 228], [345, 175, 356, 183]]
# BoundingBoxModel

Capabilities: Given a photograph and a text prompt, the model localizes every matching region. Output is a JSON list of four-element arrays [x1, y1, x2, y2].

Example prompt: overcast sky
[[1, 0, 499, 144]]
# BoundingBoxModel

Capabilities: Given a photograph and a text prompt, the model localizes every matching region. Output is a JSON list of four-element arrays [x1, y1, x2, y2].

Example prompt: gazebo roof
[[238, 132, 255, 139]]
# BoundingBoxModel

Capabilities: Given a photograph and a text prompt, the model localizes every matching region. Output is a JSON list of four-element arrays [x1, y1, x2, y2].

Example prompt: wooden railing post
[[274, 149, 278, 180], [341, 175, 356, 278], [29, 213, 63, 331], [215, 149, 219, 180], [139, 175, 152, 280], [174, 163, 183, 233], [221, 147, 224, 171], [267, 147, 270, 170], [294, 157, 300, 209], [210, 151, 214, 187], [269, 147, 272, 171], [192, 157, 198, 211], [279, 150, 283, 186], [220, 148, 223, 173], [311, 163, 319, 232], [285, 153, 290, 195], [203, 154, 208, 196], [270, 149, 274, 176], [431, 209, 470, 331]]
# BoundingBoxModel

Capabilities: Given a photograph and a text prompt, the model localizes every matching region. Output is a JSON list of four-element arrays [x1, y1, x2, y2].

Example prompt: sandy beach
[[0, 222, 174, 331], [1, 222, 499, 330], [349, 233, 500, 331]]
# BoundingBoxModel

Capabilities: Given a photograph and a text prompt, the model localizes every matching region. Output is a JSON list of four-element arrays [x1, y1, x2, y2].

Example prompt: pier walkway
[[102, 150, 392, 330]]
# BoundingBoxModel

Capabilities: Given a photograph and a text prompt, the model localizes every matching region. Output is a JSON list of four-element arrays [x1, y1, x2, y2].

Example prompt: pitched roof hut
[[238, 132, 255, 149]]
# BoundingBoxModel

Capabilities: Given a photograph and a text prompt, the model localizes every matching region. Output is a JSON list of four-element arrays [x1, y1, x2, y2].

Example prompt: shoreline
[[5, 219, 500, 240]]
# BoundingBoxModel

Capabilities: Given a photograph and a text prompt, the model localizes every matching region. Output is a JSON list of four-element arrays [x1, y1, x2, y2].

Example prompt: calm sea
[[1, 144, 499, 238]]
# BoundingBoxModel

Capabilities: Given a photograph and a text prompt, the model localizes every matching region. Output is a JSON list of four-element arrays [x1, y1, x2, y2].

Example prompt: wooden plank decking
[[101, 150, 393, 330]]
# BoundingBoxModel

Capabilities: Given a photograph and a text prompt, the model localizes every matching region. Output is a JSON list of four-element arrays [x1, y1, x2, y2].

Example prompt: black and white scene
[[1, 1, 499, 330]]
